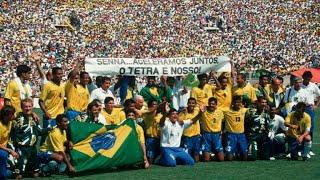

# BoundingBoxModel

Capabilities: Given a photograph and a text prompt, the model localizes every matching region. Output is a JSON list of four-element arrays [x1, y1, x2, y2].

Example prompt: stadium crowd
[[0, 0, 319, 95], [0, 0, 320, 178]]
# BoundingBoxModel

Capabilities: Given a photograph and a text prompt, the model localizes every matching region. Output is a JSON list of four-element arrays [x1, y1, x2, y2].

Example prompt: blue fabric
[[159, 147, 195, 167], [90, 133, 116, 153], [202, 132, 223, 153], [42, 115, 56, 129], [288, 137, 301, 157], [305, 106, 315, 137], [0, 149, 9, 178], [145, 137, 160, 159], [37, 151, 53, 164], [119, 76, 129, 104], [65, 110, 81, 121], [225, 133, 248, 155], [181, 135, 201, 156]]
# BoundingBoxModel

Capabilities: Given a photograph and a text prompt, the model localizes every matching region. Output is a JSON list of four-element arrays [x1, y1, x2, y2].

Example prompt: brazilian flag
[[69, 119, 143, 173]]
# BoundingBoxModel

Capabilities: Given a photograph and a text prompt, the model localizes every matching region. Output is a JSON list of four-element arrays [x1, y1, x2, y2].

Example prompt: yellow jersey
[[40, 127, 67, 152], [40, 81, 65, 119], [232, 83, 257, 104], [179, 110, 200, 137], [136, 124, 145, 144], [214, 85, 232, 111], [201, 109, 224, 133], [191, 84, 215, 106], [143, 113, 162, 138], [65, 80, 90, 112], [4, 80, 29, 112], [224, 108, 247, 133], [285, 112, 311, 139], [101, 108, 126, 125], [0, 121, 12, 146]]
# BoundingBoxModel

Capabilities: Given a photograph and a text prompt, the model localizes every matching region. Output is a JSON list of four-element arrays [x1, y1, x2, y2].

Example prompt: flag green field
[[69, 120, 144, 173]]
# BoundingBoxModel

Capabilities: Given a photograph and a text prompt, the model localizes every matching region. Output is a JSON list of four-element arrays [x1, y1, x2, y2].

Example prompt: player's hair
[[232, 95, 242, 103], [259, 74, 269, 81], [168, 108, 178, 115], [208, 97, 217, 104], [125, 109, 137, 118], [80, 71, 89, 79], [197, 73, 207, 80], [52, 67, 62, 75], [123, 99, 136, 108], [0, 105, 15, 120], [302, 71, 313, 79], [102, 76, 111, 83], [188, 97, 197, 103], [257, 96, 267, 102], [104, 97, 114, 104], [87, 99, 101, 111], [20, 98, 33, 108], [56, 114, 67, 124], [16, 65, 31, 77], [237, 73, 246, 80], [95, 76, 103, 88], [147, 100, 158, 107]]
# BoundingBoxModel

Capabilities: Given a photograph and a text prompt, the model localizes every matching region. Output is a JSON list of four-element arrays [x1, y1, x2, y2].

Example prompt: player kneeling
[[285, 102, 312, 161], [158, 107, 199, 167]]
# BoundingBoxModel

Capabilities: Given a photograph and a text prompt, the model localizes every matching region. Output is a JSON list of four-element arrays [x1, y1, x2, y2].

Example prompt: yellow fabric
[[125, 87, 133, 100], [4, 80, 22, 112], [40, 127, 67, 152], [0, 121, 12, 146], [149, 87, 159, 97], [191, 84, 214, 106], [223, 108, 247, 133], [101, 108, 126, 125], [201, 109, 224, 133], [39, 81, 65, 119], [65, 80, 90, 112], [179, 110, 200, 137], [136, 124, 145, 144], [143, 113, 162, 138], [214, 84, 232, 111], [285, 112, 311, 138], [232, 83, 257, 103]]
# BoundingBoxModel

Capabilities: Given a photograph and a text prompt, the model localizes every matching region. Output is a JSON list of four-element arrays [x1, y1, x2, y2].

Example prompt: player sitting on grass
[[285, 102, 312, 161], [37, 114, 75, 176]]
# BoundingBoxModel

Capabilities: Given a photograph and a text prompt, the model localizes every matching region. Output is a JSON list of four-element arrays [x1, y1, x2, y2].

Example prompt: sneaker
[[298, 152, 301, 157], [269, 157, 276, 161], [307, 154, 311, 159], [286, 153, 291, 158], [309, 151, 316, 156]]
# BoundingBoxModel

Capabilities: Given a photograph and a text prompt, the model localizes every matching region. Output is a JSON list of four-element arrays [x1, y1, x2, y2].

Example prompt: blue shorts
[[37, 151, 53, 164], [181, 135, 201, 156], [225, 133, 248, 155], [287, 136, 302, 156], [202, 132, 223, 153], [145, 137, 160, 159]]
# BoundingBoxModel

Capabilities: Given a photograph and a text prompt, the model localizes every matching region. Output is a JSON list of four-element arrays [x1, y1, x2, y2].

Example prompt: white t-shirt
[[283, 87, 309, 105], [90, 87, 114, 105], [160, 119, 192, 148], [302, 82, 320, 105], [269, 114, 288, 134]]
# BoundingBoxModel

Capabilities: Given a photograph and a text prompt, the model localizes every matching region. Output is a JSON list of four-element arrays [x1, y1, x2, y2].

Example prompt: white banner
[[85, 56, 231, 76]]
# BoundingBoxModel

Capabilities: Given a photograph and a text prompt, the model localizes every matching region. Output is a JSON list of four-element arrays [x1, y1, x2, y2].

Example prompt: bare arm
[[39, 99, 51, 119]]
